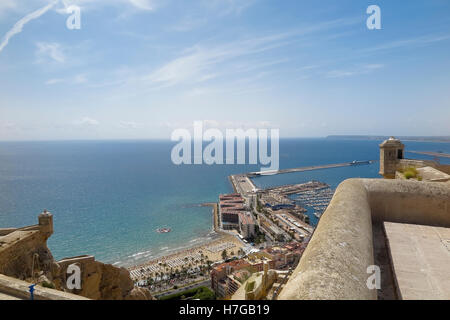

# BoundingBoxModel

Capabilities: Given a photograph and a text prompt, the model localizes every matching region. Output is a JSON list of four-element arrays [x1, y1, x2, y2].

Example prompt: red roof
[[239, 212, 255, 225], [213, 259, 251, 272]]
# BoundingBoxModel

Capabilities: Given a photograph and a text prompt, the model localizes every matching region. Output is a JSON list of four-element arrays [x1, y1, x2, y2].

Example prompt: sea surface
[[0, 138, 449, 267]]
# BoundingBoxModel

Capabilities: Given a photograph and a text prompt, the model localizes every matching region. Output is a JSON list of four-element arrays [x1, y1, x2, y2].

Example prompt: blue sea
[[0, 139, 449, 267]]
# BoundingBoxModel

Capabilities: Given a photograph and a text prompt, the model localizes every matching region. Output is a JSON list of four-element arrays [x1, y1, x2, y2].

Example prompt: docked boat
[[350, 160, 371, 165]]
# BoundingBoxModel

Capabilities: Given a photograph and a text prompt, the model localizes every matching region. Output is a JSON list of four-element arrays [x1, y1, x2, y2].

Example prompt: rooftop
[[239, 212, 255, 225], [213, 259, 250, 273]]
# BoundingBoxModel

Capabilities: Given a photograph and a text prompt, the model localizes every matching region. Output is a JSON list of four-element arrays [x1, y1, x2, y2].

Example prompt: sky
[[0, 0, 449, 140]]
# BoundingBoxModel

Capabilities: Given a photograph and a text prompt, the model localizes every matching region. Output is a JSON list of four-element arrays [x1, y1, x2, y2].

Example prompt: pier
[[248, 160, 375, 176], [201, 203, 219, 232], [229, 160, 374, 196], [264, 181, 329, 195]]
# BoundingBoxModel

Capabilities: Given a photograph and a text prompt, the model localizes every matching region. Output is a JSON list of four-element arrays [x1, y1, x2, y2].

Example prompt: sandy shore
[[128, 232, 244, 280], [127, 203, 246, 280]]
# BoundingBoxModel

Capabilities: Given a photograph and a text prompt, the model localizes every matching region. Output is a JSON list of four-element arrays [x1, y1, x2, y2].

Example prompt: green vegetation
[[245, 280, 255, 292], [256, 200, 263, 212], [41, 281, 55, 289], [159, 286, 215, 300], [249, 225, 266, 244], [254, 233, 266, 244], [234, 268, 253, 284], [401, 167, 421, 180], [221, 249, 228, 260]]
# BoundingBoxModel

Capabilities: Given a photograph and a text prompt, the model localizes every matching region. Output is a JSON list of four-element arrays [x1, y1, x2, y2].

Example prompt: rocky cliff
[[0, 212, 152, 300]]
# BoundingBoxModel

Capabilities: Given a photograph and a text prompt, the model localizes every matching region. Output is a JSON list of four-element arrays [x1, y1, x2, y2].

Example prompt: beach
[[128, 232, 245, 281], [127, 201, 247, 281]]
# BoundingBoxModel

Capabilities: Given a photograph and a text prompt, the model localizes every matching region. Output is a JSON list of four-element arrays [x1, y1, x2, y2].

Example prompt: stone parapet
[[279, 179, 450, 300], [0, 274, 89, 300]]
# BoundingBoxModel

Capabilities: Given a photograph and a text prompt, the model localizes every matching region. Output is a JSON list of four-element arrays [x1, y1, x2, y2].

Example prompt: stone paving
[[384, 222, 450, 300]]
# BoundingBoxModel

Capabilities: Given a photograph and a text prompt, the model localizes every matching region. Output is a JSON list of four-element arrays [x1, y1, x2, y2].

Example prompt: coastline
[[201, 202, 219, 232], [126, 201, 246, 281], [127, 232, 244, 281]]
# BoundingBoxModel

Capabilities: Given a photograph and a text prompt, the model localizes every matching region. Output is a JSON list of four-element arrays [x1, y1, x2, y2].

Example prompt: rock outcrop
[[0, 211, 153, 300]]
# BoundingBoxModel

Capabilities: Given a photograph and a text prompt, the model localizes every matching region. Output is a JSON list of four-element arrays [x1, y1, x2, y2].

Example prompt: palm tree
[[221, 250, 228, 260], [206, 260, 213, 272]]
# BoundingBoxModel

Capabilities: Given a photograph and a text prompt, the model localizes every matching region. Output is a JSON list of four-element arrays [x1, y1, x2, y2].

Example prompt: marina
[[294, 187, 335, 219]]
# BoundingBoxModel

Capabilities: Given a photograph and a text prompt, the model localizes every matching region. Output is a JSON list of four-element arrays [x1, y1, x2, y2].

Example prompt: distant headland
[[326, 135, 450, 143]]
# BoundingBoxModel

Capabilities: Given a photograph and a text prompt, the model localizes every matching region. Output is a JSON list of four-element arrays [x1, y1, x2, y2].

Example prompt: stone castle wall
[[0, 214, 152, 300], [0, 229, 55, 280], [278, 179, 450, 300]]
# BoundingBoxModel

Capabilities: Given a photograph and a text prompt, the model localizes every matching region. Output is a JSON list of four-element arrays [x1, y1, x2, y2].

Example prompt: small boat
[[156, 227, 171, 233]]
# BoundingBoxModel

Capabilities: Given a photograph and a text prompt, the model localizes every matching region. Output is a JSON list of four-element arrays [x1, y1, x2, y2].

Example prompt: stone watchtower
[[261, 261, 269, 296], [379, 137, 405, 179], [38, 210, 54, 240]]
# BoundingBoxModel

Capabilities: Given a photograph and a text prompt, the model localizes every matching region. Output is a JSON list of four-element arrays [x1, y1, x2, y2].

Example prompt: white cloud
[[57, 0, 156, 10], [3, 0, 163, 57], [45, 73, 88, 85], [168, 0, 257, 32], [45, 78, 65, 85], [0, 1, 57, 54], [360, 34, 450, 54], [169, 16, 208, 32], [203, 120, 221, 128], [118, 121, 141, 129], [326, 64, 384, 78], [73, 74, 88, 83], [173, 120, 275, 130], [143, 35, 292, 88], [142, 18, 360, 89], [74, 117, 100, 126], [36, 42, 66, 63], [128, 0, 154, 11], [0, 0, 17, 16], [0, 121, 17, 129], [204, 0, 258, 16]]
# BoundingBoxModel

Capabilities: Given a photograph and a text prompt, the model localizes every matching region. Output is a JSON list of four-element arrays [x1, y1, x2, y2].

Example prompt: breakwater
[[248, 160, 375, 176]]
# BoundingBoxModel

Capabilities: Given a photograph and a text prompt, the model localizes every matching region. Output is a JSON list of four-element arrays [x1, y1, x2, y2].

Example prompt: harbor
[[127, 159, 376, 293], [293, 186, 335, 219], [129, 160, 372, 286]]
